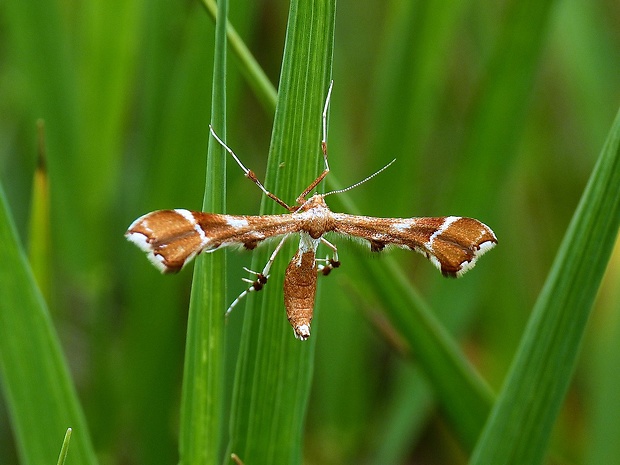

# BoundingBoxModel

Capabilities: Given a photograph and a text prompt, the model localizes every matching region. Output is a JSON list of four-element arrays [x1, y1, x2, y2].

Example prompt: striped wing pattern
[[331, 214, 497, 277], [126, 209, 301, 273]]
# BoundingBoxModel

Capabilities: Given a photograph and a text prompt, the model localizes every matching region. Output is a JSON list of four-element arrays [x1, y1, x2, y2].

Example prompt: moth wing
[[126, 209, 301, 273], [331, 214, 497, 277]]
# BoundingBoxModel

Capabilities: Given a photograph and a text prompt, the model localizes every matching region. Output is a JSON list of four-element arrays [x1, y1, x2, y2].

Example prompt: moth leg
[[225, 268, 268, 315], [317, 237, 340, 276], [226, 235, 290, 315], [209, 125, 293, 212]]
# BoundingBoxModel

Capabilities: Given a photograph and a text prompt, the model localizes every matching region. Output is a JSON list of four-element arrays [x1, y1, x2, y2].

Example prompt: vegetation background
[[0, 0, 619, 464]]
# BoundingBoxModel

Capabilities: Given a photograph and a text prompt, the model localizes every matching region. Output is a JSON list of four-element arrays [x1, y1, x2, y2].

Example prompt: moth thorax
[[297, 196, 334, 239], [283, 249, 318, 340]]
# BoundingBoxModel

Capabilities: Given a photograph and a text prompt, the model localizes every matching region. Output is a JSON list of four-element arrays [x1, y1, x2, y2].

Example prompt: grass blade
[[470, 106, 620, 464], [0, 184, 97, 465], [200, 0, 277, 113], [227, 1, 335, 463], [178, 0, 228, 463], [56, 428, 72, 465]]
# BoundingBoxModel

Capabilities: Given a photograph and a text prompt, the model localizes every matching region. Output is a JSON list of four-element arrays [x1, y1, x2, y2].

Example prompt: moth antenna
[[323, 159, 396, 197]]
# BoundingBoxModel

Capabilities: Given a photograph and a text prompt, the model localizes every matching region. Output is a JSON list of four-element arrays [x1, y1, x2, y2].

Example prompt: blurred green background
[[1, 0, 619, 463]]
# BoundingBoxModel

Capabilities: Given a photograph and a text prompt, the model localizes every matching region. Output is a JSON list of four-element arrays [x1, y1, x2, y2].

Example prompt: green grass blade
[[470, 107, 620, 464], [178, 0, 228, 463], [200, 0, 277, 113], [118, 8, 218, 465], [0, 184, 97, 465], [227, 1, 335, 463], [56, 428, 72, 465]]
